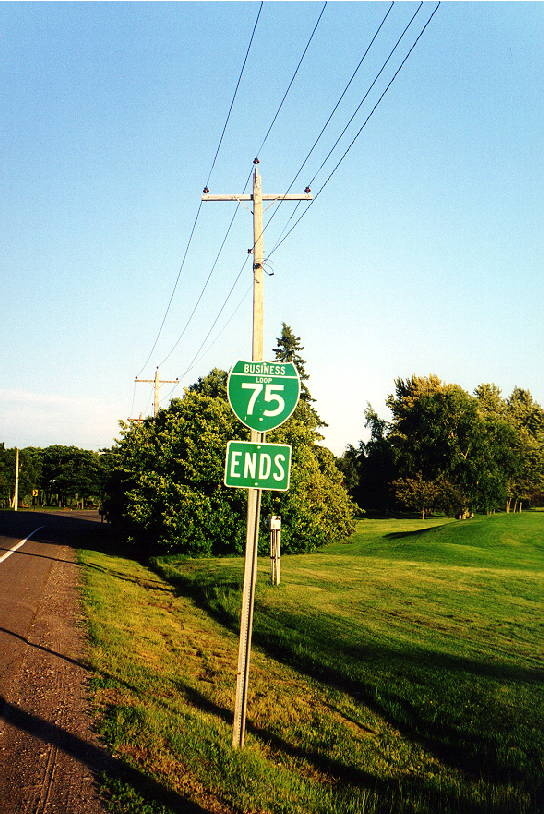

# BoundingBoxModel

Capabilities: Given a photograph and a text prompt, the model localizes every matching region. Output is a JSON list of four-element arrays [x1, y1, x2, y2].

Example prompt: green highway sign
[[224, 441, 292, 491], [227, 360, 300, 432]]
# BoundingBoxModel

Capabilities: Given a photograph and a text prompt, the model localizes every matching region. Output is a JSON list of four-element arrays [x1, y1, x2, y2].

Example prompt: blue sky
[[1, 2, 543, 455]]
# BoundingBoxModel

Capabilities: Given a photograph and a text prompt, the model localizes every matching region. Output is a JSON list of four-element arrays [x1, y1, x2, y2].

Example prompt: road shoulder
[[0, 525, 106, 814]]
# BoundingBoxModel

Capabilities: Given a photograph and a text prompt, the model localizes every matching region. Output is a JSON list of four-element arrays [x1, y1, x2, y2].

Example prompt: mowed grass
[[78, 512, 544, 814]]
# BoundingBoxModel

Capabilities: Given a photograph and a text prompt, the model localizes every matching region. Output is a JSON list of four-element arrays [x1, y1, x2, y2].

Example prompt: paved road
[[0, 510, 106, 814]]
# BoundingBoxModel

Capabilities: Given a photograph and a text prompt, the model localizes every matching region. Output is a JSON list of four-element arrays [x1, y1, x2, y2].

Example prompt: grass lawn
[[79, 512, 544, 813]]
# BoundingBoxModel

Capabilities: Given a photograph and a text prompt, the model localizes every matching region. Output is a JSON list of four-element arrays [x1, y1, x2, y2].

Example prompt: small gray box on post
[[270, 515, 281, 585]]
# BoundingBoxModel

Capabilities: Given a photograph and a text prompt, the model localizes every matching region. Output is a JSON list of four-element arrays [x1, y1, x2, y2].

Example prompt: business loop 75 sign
[[227, 360, 300, 432]]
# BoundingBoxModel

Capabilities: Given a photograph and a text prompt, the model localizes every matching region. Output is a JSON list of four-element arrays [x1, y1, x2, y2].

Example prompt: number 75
[[241, 383, 285, 416]]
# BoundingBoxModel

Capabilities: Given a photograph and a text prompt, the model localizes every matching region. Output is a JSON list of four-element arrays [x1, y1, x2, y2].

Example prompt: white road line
[[0, 526, 45, 565]]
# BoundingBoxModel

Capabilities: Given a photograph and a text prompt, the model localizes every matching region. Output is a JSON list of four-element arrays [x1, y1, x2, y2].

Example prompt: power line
[[205, 2, 264, 189], [169, 2, 439, 388], [161, 280, 253, 405], [135, 3, 263, 376], [309, 2, 423, 188], [186, 281, 253, 378], [136, 202, 203, 377], [268, 2, 440, 260], [254, 2, 327, 160], [268, 1, 422, 254], [201, 2, 409, 290], [179, 254, 252, 381], [157, 182, 248, 368], [230, 2, 420, 278], [261, 1, 395, 238], [157, 4, 327, 372]]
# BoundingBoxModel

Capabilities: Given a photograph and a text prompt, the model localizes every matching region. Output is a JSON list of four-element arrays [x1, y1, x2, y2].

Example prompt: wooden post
[[202, 166, 311, 749], [14, 447, 19, 512], [134, 368, 179, 418], [276, 526, 281, 586], [270, 515, 281, 585]]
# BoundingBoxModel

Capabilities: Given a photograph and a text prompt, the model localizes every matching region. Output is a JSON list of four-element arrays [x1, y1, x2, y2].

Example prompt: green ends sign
[[227, 361, 300, 432], [224, 441, 292, 491]]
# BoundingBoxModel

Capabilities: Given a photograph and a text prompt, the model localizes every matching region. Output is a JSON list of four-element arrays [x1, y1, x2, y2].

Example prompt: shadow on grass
[[153, 565, 544, 802], [385, 526, 448, 541], [171, 678, 500, 814]]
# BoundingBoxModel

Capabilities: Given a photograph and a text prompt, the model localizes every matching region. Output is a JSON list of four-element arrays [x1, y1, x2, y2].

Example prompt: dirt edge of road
[[0, 512, 107, 814]]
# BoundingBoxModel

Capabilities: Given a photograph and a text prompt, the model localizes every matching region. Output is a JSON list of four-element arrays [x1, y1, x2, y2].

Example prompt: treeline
[[0, 444, 109, 509], [340, 375, 544, 518]]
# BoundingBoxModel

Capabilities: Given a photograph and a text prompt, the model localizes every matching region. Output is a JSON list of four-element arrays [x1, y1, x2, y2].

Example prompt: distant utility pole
[[202, 163, 312, 749], [134, 368, 179, 418], [13, 447, 19, 512]]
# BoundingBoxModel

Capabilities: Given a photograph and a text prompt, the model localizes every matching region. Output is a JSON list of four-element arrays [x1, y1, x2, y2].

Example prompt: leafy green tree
[[0, 445, 12, 507], [0, 445, 43, 507], [104, 365, 355, 557], [387, 375, 496, 514], [346, 376, 544, 518], [336, 444, 361, 497], [504, 388, 544, 510], [339, 406, 397, 515], [392, 473, 440, 519], [39, 445, 102, 506]]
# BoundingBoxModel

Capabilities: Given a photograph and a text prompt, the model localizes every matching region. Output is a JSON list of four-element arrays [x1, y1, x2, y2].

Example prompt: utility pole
[[13, 448, 19, 512], [134, 368, 179, 418], [202, 163, 312, 748]]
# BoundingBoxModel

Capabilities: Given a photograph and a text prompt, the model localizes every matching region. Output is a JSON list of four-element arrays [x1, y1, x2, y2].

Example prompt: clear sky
[[1, 1, 543, 455]]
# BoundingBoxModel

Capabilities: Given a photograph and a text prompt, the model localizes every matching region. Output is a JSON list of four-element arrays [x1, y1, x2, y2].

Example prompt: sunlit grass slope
[[79, 513, 543, 814]]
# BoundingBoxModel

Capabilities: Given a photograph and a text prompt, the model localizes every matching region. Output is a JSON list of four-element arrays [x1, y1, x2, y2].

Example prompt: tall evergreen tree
[[273, 323, 312, 402], [273, 322, 326, 427]]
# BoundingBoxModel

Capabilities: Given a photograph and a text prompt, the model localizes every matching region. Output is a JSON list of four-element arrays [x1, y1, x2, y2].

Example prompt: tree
[[339, 406, 397, 515], [104, 365, 355, 557], [273, 322, 326, 430], [504, 388, 544, 510], [392, 473, 440, 519], [273, 323, 311, 398], [0, 445, 42, 508], [39, 446, 102, 507], [346, 375, 544, 518], [385, 376, 483, 514]]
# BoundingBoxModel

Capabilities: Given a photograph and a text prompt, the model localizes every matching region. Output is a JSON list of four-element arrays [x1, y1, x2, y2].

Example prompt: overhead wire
[[134, 2, 263, 377], [163, 2, 440, 395], [204, 3, 264, 189], [186, 282, 253, 376], [260, 1, 395, 239], [179, 254, 252, 381], [161, 281, 253, 405], [157, 190, 247, 368], [268, 0, 422, 253], [190, 0, 412, 304], [254, 2, 327, 160], [159, 2, 328, 379], [268, 2, 440, 260]]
